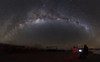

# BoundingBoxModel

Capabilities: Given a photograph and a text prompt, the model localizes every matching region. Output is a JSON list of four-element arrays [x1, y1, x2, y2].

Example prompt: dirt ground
[[0, 51, 99, 62]]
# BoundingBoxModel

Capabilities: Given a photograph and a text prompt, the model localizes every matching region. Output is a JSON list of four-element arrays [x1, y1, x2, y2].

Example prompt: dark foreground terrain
[[0, 51, 99, 62], [0, 43, 99, 62]]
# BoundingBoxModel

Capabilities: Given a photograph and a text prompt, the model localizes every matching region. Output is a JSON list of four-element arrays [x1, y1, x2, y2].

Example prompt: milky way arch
[[1, 9, 94, 46]]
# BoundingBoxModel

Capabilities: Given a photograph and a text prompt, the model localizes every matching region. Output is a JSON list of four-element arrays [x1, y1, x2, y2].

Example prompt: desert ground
[[0, 51, 99, 62]]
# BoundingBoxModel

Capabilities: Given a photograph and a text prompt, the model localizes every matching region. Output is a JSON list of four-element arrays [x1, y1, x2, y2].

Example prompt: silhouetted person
[[84, 44, 88, 55]]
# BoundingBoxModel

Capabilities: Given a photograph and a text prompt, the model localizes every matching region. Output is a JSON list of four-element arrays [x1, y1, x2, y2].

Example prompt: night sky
[[0, 0, 100, 49]]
